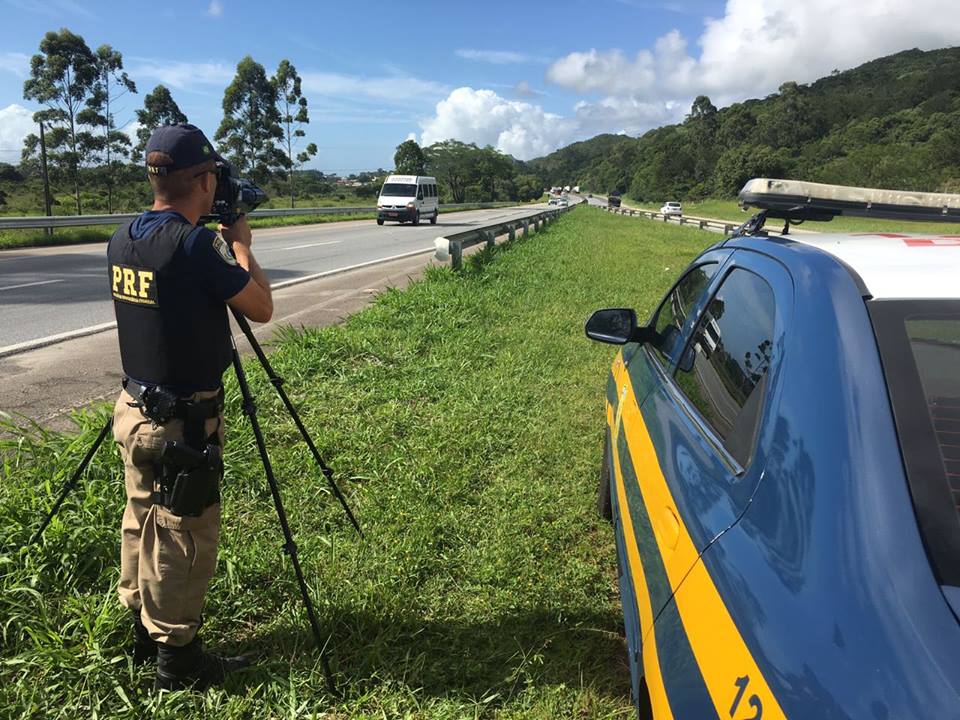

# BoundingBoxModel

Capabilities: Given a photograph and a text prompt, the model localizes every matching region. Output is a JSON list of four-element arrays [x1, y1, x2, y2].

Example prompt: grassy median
[[0, 208, 711, 718]]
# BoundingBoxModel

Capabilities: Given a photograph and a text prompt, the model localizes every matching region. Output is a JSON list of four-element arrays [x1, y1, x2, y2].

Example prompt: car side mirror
[[418, 191, 424, 200], [585, 309, 657, 345]]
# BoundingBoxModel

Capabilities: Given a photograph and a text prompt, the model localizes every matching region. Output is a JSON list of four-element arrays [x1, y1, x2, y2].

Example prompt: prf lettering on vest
[[111, 263, 158, 306]]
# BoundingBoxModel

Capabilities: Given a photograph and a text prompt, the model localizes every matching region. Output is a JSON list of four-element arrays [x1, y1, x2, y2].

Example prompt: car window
[[870, 300, 960, 586], [651, 263, 719, 366], [673, 268, 776, 467], [907, 318, 960, 508]]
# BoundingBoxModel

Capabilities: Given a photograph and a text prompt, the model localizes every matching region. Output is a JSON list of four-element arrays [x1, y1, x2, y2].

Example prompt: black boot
[[132, 611, 157, 665], [155, 636, 251, 692]]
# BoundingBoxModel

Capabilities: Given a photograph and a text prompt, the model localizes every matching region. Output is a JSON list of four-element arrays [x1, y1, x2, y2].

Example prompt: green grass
[[0, 208, 710, 718]]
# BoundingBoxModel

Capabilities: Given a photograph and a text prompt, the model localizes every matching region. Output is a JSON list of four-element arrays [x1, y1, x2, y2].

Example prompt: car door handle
[[658, 507, 681, 551]]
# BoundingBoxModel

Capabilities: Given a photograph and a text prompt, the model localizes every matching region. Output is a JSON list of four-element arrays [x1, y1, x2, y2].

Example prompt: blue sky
[[1, 0, 958, 172]]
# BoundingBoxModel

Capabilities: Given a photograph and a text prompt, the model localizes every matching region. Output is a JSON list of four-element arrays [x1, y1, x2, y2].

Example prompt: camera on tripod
[[201, 161, 268, 226]]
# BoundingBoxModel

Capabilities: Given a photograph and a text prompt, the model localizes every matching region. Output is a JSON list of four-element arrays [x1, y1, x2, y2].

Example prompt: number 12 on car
[[731, 675, 763, 720]]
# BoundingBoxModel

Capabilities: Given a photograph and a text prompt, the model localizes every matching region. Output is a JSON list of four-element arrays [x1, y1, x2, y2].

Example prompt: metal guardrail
[[0, 201, 517, 231], [596, 203, 810, 236], [598, 203, 738, 235], [434, 199, 582, 269]]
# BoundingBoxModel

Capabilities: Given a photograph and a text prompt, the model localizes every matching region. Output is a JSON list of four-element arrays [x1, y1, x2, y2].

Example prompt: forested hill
[[526, 46, 960, 200]]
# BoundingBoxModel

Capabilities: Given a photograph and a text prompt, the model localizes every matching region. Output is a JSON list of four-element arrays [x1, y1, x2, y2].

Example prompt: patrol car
[[585, 178, 960, 718]]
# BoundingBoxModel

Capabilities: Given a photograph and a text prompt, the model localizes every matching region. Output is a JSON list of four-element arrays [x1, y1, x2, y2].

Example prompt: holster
[[149, 388, 225, 518], [155, 437, 222, 517]]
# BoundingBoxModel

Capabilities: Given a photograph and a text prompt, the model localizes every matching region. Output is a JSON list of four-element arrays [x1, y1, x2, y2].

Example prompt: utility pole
[[39, 121, 53, 237]]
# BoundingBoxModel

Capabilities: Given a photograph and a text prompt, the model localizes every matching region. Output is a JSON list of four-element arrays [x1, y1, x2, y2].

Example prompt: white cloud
[[300, 71, 448, 105], [126, 58, 234, 91], [513, 80, 544, 99], [573, 96, 685, 137], [420, 87, 577, 160], [207, 0, 223, 17], [121, 120, 142, 146], [0, 52, 30, 78], [0, 104, 35, 164], [547, 0, 960, 103], [455, 49, 547, 65]]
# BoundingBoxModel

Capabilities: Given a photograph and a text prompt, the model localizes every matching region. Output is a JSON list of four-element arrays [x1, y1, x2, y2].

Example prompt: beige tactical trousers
[[113, 388, 224, 647]]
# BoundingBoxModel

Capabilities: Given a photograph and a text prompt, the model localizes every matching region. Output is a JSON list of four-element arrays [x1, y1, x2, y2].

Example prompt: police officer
[[108, 124, 272, 690]]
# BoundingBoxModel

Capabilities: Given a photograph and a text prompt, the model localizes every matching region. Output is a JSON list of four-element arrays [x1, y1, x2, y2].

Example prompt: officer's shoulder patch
[[211, 233, 237, 266]]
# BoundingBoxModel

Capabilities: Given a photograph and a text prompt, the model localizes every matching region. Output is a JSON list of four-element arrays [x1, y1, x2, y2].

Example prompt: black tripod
[[31, 309, 362, 697]]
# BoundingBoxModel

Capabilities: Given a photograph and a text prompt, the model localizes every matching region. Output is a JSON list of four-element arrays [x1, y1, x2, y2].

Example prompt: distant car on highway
[[608, 192, 622, 208], [558, 197, 569, 207], [660, 201, 682, 216], [548, 197, 561, 206], [586, 177, 960, 719]]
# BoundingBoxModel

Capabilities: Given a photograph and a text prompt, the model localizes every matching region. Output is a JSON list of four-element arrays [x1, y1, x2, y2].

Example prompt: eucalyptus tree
[[274, 59, 317, 207], [80, 44, 137, 212], [215, 56, 285, 186], [22, 28, 97, 214], [133, 85, 188, 163]]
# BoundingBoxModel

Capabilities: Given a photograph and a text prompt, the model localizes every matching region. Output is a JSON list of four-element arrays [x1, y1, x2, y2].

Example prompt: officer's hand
[[220, 216, 252, 249]]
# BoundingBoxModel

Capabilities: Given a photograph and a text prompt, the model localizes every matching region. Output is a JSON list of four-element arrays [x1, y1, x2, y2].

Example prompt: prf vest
[[107, 217, 232, 390]]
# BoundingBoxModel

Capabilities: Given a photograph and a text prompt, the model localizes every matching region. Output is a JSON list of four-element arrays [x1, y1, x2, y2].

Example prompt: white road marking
[[282, 240, 342, 251], [0, 278, 63, 292]]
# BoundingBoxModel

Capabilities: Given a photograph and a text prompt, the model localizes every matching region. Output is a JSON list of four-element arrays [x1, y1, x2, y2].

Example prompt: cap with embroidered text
[[144, 124, 221, 176]]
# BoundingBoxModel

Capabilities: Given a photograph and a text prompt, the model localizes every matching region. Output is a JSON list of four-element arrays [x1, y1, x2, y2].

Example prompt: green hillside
[[528, 47, 960, 201]]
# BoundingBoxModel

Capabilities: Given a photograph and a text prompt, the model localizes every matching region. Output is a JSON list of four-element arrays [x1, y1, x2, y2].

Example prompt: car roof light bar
[[739, 178, 960, 223]]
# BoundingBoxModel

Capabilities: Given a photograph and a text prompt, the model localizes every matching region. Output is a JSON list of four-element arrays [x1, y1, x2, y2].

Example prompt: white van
[[377, 175, 439, 226]]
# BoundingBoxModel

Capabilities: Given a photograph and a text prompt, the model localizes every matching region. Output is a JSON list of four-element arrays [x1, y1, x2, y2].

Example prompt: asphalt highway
[[0, 203, 547, 351]]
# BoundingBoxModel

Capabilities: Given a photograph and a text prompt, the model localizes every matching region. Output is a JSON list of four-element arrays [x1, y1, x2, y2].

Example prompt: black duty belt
[[122, 377, 224, 426]]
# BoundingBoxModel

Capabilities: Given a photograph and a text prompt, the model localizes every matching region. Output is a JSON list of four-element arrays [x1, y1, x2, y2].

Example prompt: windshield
[[871, 300, 960, 586], [380, 183, 417, 197]]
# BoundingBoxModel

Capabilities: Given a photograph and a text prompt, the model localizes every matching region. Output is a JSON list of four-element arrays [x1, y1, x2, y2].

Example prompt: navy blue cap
[[144, 124, 221, 175]]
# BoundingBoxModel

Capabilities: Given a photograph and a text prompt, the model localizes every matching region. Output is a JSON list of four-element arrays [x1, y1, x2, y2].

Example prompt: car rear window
[[908, 319, 960, 508], [870, 300, 960, 587]]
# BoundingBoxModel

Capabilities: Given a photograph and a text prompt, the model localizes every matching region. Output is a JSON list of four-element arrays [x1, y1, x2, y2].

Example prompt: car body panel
[[601, 236, 960, 718], [609, 362, 789, 718]]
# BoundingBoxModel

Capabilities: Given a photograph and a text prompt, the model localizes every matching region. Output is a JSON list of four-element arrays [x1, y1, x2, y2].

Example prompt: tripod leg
[[31, 417, 112, 546], [229, 338, 340, 698], [230, 308, 362, 537]]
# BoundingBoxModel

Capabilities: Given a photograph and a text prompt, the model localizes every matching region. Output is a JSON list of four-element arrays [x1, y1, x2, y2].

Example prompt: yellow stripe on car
[[608, 400, 676, 720], [618, 373, 787, 720]]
